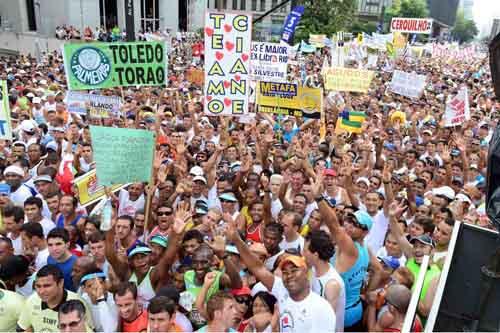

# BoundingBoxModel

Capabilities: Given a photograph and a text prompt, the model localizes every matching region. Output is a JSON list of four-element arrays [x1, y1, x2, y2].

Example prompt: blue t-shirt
[[47, 254, 77, 291]]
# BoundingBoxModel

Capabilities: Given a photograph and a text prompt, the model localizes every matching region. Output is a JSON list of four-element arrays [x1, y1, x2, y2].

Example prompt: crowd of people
[[0, 24, 496, 333]]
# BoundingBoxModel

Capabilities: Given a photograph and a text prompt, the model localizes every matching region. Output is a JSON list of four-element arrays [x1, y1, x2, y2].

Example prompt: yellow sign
[[73, 169, 127, 207], [256, 82, 323, 119], [324, 67, 374, 93], [393, 32, 407, 49], [309, 34, 327, 48]]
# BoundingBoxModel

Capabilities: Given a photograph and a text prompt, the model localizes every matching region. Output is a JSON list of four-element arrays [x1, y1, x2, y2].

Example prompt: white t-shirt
[[265, 250, 284, 271], [271, 198, 283, 220], [312, 265, 346, 332], [8, 233, 23, 255], [9, 185, 33, 207], [272, 277, 336, 333], [279, 235, 305, 253], [117, 189, 145, 217], [34, 247, 49, 271], [30, 217, 56, 238], [365, 210, 389, 253]]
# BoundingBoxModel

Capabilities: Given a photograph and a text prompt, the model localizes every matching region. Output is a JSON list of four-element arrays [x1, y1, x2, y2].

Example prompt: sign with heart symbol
[[204, 12, 252, 117]]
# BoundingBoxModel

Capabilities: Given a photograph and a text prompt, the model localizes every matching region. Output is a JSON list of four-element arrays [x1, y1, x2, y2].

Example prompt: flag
[[336, 110, 367, 134], [300, 40, 316, 53], [386, 41, 395, 58]]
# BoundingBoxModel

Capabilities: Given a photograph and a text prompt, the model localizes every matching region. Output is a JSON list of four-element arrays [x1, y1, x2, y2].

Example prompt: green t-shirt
[[0, 288, 25, 331], [17, 290, 93, 332]]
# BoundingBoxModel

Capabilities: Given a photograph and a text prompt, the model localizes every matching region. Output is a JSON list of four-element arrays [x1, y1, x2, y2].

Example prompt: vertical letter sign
[[204, 12, 252, 117]]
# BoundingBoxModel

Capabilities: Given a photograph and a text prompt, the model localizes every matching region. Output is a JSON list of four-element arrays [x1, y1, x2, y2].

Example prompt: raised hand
[[388, 200, 407, 218]]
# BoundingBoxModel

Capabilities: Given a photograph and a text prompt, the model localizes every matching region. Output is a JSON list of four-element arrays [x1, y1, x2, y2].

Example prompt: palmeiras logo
[[70, 46, 111, 85]]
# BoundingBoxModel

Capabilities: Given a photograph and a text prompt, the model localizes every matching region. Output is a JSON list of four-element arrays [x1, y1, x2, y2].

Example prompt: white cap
[[432, 186, 455, 200], [192, 175, 207, 184], [26, 92, 35, 98], [45, 141, 58, 151], [32, 97, 41, 104], [356, 177, 370, 186], [20, 120, 35, 133], [3, 165, 24, 177], [189, 166, 204, 176], [33, 174, 53, 183]]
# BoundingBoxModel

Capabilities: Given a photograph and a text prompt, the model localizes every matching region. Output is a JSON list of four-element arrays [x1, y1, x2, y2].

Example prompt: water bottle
[[101, 198, 112, 232]]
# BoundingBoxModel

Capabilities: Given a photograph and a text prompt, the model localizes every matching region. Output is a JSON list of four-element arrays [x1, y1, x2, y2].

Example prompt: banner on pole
[[66, 91, 122, 118], [281, 6, 304, 44], [204, 12, 252, 116], [63, 41, 167, 90], [324, 67, 374, 93], [390, 17, 433, 34], [90, 126, 155, 186], [0, 81, 12, 140], [256, 82, 323, 119], [250, 42, 289, 82], [73, 169, 127, 207], [389, 70, 426, 99], [443, 88, 470, 127]]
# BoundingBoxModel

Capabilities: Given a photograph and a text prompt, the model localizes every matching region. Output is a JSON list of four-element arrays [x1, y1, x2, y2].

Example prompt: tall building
[[357, 0, 392, 21], [459, 0, 474, 20]]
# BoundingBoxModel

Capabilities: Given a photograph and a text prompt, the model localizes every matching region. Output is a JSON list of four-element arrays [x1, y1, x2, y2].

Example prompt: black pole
[[253, 0, 293, 24], [125, 0, 135, 41]]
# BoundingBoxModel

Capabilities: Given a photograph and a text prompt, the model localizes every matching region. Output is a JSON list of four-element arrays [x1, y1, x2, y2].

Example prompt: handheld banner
[[73, 169, 127, 207], [389, 70, 426, 99], [324, 67, 374, 93], [66, 91, 122, 118], [256, 82, 322, 119], [281, 6, 304, 44], [63, 41, 167, 90], [0, 81, 12, 140], [250, 42, 289, 83], [390, 17, 433, 34], [90, 126, 155, 186], [204, 12, 252, 116], [443, 88, 470, 127]]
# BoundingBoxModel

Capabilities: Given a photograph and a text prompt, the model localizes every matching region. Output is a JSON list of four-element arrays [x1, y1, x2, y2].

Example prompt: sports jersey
[[0, 288, 25, 331]]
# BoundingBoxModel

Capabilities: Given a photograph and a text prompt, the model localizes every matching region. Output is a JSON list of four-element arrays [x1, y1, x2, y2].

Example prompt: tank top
[[56, 214, 84, 229], [121, 309, 148, 332], [406, 258, 441, 302], [312, 265, 346, 332], [184, 269, 222, 301], [246, 223, 262, 243], [129, 267, 156, 308], [334, 242, 369, 327]]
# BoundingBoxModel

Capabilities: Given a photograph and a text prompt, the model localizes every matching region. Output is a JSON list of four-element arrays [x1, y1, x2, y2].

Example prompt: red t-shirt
[[122, 309, 148, 333]]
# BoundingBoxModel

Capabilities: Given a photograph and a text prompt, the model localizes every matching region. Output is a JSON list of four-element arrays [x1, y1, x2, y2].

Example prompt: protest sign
[[90, 126, 155, 186], [250, 42, 289, 82], [204, 12, 252, 117], [256, 82, 323, 119], [389, 70, 426, 99], [443, 88, 470, 127], [66, 91, 121, 118], [309, 34, 327, 48], [186, 68, 204, 86], [390, 17, 433, 34], [281, 6, 304, 44], [324, 67, 374, 93], [73, 169, 127, 207], [0, 81, 12, 140], [63, 41, 168, 90]]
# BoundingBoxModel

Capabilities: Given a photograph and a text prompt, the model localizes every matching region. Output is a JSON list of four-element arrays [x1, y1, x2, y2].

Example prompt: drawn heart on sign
[[224, 24, 232, 32], [223, 81, 231, 88], [225, 41, 235, 52], [215, 51, 224, 60], [235, 74, 241, 81], [224, 98, 232, 107], [206, 96, 212, 101], [241, 53, 249, 61], [204, 27, 214, 37]]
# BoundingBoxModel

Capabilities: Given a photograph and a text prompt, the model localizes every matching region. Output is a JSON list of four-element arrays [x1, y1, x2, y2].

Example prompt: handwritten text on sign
[[324, 67, 374, 93], [204, 12, 252, 116], [389, 70, 426, 99], [444, 88, 470, 127], [250, 42, 289, 82], [89, 126, 154, 186]]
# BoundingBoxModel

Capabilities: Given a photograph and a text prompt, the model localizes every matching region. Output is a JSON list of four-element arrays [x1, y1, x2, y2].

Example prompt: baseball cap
[[378, 256, 400, 270], [323, 168, 337, 177], [225, 245, 239, 255], [410, 234, 435, 248], [33, 174, 52, 183], [432, 186, 455, 200], [32, 97, 41, 104], [231, 286, 252, 296], [150, 235, 168, 248], [193, 175, 207, 184], [45, 141, 58, 151], [219, 192, 238, 202], [0, 183, 11, 196], [3, 165, 24, 177], [347, 210, 373, 231], [279, 255, 307, 270], [189, 165, 204, 176], [127, 246, 152, 257]]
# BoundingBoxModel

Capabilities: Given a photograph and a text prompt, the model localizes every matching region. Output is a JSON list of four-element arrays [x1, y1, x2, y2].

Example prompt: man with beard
[[17, 265, 93, 332], [4, 165, 32, 206], [225, 213, 336, 333]]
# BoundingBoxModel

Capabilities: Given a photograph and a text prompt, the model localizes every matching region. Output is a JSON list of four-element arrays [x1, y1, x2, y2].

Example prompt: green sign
[[90, 126, 155, 186], [63, 41, 167, 90]]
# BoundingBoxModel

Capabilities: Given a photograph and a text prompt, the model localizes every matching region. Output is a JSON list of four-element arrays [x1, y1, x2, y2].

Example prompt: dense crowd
[[0, 28, 495, 333]]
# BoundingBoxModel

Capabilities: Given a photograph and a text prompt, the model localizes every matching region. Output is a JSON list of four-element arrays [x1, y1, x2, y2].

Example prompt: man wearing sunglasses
[[58, 299, 90, 333]]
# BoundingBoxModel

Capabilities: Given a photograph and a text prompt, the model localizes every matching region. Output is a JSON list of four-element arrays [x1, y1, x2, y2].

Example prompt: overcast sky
[[473, 0, 500, 37]]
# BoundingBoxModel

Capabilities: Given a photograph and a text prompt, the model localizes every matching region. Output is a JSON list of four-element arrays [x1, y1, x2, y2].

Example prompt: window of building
[[233, 0, 238, 10], [25, 0, 37, 31], [241, 0, 246, 10], [140, 0, 159, 32], [260, 0, 265, 11], [252, 0, 257, 10]]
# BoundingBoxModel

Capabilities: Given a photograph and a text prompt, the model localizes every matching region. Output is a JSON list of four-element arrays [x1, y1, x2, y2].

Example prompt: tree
[[384, 0, 429, 31], [294, 0, 358, 42], [452, 10, 478, 43]]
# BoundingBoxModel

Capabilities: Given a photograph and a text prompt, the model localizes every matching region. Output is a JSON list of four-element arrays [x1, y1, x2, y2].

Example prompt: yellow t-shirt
[[17, 290, 94, 332], [0, 288, 25, 332]]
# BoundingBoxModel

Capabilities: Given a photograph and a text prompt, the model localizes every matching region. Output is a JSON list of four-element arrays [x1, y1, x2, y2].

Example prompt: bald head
[[385, 284, 412, 314], [72, 256, 97, 288]]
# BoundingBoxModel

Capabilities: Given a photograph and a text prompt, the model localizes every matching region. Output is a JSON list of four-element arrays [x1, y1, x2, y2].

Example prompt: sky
[[473, 0, 500, 37]]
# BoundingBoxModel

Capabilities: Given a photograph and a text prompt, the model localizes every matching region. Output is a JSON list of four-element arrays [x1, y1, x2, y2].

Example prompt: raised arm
[[387, 201, 414, 260]]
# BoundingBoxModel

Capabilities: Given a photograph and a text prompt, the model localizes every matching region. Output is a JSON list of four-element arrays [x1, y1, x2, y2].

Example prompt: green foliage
[[452, 10, 478, 43], [350, 20, 378, 35], [384, 0, 429, 31], [294, 0, 358, 42]]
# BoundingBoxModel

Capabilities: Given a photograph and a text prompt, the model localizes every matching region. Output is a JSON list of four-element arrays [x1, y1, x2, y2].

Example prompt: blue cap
[[378, 256, 400, 270], [219, 192, 238, 202], [415, 196, 424, 207], [127, 246, 152, 258], [351, 210, 373, 231], [150, 235, 168, 248], [0, 183, 11, 196]]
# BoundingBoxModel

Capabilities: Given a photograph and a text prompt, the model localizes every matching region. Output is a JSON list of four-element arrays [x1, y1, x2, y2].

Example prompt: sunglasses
[[157, 210, 173, 216], [59, 319, 82, 330], [345, 217, 368, 231], [235, 296, 252, 305]]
